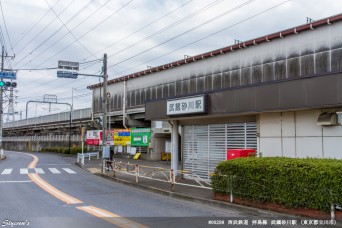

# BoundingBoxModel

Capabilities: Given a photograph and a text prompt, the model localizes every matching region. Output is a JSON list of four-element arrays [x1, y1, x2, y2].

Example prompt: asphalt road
[[0, 151, 334, 228]]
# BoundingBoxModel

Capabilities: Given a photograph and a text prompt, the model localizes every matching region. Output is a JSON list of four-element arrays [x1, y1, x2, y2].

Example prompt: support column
[[171, 120, 179, 182]]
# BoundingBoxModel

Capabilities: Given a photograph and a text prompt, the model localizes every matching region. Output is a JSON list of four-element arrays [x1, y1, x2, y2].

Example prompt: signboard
[[57, 71, 78, 79], [113, 129, 131, 146], [106, 130, 114, 145], [167, 95, 206, 115], [81, 127, 85, 141], [131, 128, 151, 147], [0, 71, 16, 80], [102, 145, 110, 158], [86, 130, 102, 145], [58, 60, 79, 71]]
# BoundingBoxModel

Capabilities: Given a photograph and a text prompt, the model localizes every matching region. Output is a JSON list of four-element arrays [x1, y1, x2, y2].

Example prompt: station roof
[[87, 13, 342, 90]]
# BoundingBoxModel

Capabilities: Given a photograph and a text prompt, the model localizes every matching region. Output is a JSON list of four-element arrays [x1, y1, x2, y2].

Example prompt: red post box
[[227, 149, 256, 160]]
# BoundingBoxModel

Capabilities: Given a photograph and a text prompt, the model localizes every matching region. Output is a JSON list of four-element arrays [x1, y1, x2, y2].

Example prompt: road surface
[[0, 151, 326, 228]]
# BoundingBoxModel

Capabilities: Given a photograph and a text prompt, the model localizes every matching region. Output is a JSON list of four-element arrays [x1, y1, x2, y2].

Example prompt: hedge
[[212, 157, 342, 212], [41, 147, 87, 155]]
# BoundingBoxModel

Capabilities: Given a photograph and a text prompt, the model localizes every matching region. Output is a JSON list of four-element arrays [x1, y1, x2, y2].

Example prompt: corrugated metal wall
[[182, 122, 257, 180]]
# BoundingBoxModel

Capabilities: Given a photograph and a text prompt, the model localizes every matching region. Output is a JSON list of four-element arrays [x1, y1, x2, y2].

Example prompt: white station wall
[[259, 110, 342, 159]]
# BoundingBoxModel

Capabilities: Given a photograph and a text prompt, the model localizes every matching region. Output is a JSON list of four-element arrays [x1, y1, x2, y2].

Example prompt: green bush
[[212, 157, 342, 212], [41, 146, 87, 154]]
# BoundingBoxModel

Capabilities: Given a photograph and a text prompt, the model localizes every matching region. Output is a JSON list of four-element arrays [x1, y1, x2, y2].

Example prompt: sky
[[0, 0, 341, 120]]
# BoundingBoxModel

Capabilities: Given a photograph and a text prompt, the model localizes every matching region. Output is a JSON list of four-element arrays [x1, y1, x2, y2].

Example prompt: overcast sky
[[0, 0, 341, 120]]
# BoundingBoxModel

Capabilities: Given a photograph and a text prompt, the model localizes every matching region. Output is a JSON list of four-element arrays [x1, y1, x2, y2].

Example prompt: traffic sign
[[57, 71, 78, 79], [58, 60, 79, 71], [0, 71, 16, 80]]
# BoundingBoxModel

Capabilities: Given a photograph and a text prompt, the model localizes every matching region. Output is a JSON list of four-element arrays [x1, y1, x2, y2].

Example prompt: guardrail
[[103, 160, 212, 192], [77, 152, 100, 165]]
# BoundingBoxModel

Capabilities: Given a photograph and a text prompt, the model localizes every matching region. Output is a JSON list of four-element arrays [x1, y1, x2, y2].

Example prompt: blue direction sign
[[57, 71, 78, 79], [0, 71, 16, 80]]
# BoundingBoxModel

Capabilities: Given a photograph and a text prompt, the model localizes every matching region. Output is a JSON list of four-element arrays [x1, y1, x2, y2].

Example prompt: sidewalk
[[78, 157, 215, 203], [74, 155, 324, 222]]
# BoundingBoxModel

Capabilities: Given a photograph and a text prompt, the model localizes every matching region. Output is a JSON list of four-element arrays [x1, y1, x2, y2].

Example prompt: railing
[[77, 152, 100, 165], [102, 160, 212, 192], [3, 135, 82, 142], [4, 108, 91, 128]]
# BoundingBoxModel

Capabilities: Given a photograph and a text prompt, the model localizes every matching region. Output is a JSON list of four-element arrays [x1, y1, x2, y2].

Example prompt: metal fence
[[103, 160, 212, 192]]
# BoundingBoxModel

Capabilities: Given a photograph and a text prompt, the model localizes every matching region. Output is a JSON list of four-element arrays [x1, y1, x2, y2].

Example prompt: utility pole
[[0, 46, 4, 155], [102, 53, 108, 150]]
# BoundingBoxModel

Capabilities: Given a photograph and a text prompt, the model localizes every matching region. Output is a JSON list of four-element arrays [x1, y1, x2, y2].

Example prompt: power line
[[106, 0, 256, 71], [31, 0, 135, 69], [82, 0, 226, 70], [14, 0, 77, 60], [37, 0, 98, 60], [20, 0, 113, 70], [11, 0, 62, 49], [114, 0, 292, 77], [81, 0, 195, 62], [0, 0, 13, 53]]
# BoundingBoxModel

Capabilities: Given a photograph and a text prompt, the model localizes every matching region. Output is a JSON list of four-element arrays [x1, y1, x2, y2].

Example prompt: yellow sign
[[113, 129, 131, 146], [133, 153, 141, 160]]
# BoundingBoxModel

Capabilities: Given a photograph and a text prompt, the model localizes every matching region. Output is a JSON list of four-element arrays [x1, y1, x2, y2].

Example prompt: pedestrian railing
[[102, 160, 212, 192], [77, 152, 100, 165]]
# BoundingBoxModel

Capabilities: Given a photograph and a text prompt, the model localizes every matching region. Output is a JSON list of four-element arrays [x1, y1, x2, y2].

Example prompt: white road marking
[[20, 168, 29, 174], [48, 168, 61, 174], [36, 164, 71, 166], [1, 169, 13, 175], [0, 180, 32, 183], [62, 168, 76, 174], [1, 168, 77, 175], [35, 168, 45, 174]]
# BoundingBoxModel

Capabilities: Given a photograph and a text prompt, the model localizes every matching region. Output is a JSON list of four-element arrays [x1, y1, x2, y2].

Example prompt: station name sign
[[167, 95, 207, 116]]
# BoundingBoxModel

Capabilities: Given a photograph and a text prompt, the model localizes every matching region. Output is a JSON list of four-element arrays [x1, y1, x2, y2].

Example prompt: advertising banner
[[131, 128, 151, 147], [86, 130, 102, 145], [113, 129, 131, 146]]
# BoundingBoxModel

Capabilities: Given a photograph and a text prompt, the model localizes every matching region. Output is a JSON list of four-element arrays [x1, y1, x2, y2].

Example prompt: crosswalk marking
[[20, 168, 29, 174], [0, 168, 77, 175], [1, 169, 12, 175], [62, 168, 76, 174], [35, 168, 45, 174], [48, 168, 61, 174]]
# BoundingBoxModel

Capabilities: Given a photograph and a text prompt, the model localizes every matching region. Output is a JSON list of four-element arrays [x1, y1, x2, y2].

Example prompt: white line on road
[[62, 168, 76, 174], [20, 168, 29, 174], [48, 168, 61, 174], [0, 180, 33, 183], [1, 169, 13, 175], [36, 164, 71, 166], [35, 168, 45, 174]]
